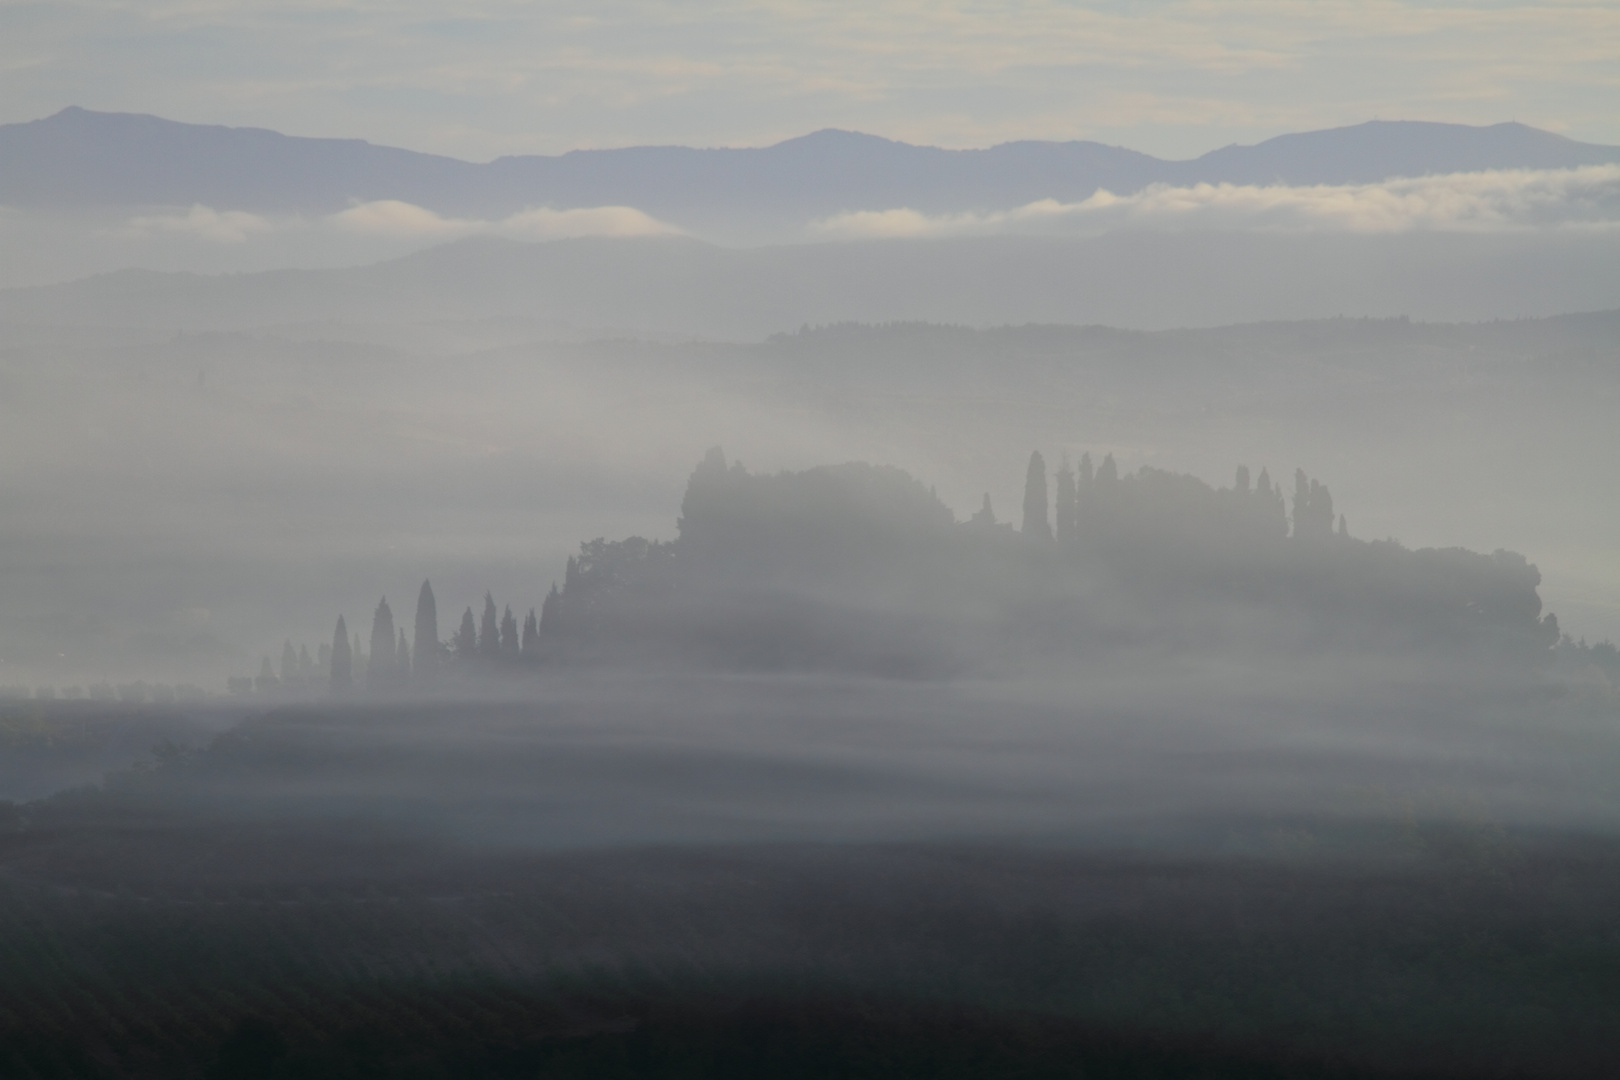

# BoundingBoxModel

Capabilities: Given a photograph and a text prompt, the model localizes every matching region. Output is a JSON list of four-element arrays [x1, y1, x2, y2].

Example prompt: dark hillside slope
[[3, 230, 1619, 335]]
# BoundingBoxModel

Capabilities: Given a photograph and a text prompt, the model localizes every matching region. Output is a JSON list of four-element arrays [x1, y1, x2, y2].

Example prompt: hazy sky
[[3, 2, 1617, 160]]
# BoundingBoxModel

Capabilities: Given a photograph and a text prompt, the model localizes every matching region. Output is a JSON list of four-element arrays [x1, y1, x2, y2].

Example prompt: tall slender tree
[[538, 585, 562, 643], [412, 579, 438, 686], [479, 593, 500, 659], [455, 608, 478, 658], [368, 598, 395, 693], [396, 628, 410, 682], [330, 616, 352, 695], [500, 605, 519, 656], [1054, 458, 1077, 545], [521, 609, 539, 657], [1096, 454, 1118, 487], [1292, 469, 1312, 540], [1021, 451, 1052, 540], [1075, 453, 1094, 533]]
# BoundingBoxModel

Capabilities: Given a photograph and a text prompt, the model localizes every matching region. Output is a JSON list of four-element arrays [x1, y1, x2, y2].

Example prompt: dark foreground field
[[1, 683, 1618, 1078], [2, 836, 1619, 1078]]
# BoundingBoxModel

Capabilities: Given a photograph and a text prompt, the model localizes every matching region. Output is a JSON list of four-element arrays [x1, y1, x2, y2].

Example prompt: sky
[[2, 1, 1617, 160]]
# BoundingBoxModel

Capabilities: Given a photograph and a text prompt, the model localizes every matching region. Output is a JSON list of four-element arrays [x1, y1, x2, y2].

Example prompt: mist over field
[[1, 93, 1619, 1077]]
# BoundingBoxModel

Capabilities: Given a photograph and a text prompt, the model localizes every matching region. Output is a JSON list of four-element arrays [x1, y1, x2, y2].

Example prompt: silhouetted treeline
[[529, 449, 1566, 675], [256, 448, 1597, 690]]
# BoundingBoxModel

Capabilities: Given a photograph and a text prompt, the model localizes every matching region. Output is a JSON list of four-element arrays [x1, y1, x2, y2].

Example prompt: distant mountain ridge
[[3, 108, 1617, 240]]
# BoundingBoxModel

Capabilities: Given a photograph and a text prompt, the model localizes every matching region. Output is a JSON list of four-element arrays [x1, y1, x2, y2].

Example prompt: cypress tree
[[1076, 453, 1094, 533], [479, 593, 500, 659], [413, 580, 438, 685], [1292, 469, 1311, 540], [500, 605, 519, 656], [1255, 468, 1286, 538], [1021, 451, 1051, 540], [539, 585, 562, 642], [368, 598, 395, 693], [257, 657, 277, 694], [1096, 454, 1118, 486], [455, 608, 478, 658], [521, 609, 539, 657], [330, 616, 352, 695], [1314, 481, 1334, 539], [1291, 472, 1335, 542], [1054, 458, 1077, 545], [397, 628, 410, 683]]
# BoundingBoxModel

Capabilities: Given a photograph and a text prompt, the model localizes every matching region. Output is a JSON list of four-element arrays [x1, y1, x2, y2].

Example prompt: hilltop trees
[[413, 580, 438, 686], [500, 606, 519, 656], [479, 594, 500, 660], [539, 586, 561, 644], [1292, 469, 1336, 542], [1054, 459, 1077, 544], [330, 616, 352, 694], [521, 609, 539, 657], [368, 598, 398, 694], [283, 449, 1567, 690], [1022, 452, 1051, 540]]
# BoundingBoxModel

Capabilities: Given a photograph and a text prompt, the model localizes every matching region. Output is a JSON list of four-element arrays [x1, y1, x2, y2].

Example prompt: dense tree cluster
[[234, 447, 1606, 693], [529, 449, 1568, 673]]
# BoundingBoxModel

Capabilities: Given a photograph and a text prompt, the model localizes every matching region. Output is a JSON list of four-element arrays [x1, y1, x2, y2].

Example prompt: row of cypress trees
[[328, 581, 548, 695], [1013, 451, 1347, 543]]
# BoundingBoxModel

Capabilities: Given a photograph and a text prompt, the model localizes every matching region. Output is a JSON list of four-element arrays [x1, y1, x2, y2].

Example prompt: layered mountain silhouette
[[4, 107, 1617, 236]]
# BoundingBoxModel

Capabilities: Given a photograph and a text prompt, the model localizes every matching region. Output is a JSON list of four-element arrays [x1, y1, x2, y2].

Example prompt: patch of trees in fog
[[233, 448, 1619, 694]]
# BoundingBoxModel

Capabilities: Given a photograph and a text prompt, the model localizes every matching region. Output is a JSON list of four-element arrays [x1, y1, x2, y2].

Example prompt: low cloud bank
[[814, 165, 1620, 239], [121, 200, 683, 244]]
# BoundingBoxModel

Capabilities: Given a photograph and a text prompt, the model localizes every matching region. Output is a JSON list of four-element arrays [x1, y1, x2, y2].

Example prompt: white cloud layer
[[123, 201, 683, 245], [812, 166, 1620, 239], [123, 204, 277, 243]]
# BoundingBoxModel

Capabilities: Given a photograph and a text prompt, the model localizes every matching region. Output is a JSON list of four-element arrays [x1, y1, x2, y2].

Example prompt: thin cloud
[[331, 200, 682, 240], [329, 199, 472, 238], [502, 205, 680, 239], [812, 165, 1620, 239], [120, 200, 684, 245], [122, 204, 276, 243]]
